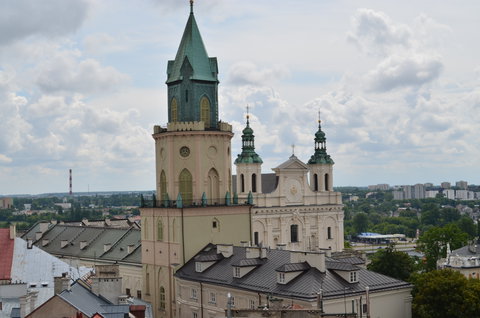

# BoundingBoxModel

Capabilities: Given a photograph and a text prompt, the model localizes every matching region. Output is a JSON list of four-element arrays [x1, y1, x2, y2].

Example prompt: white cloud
[[0, 0, 89, 45], [228, 61, 289, 86], [0, 154, 12, 164]]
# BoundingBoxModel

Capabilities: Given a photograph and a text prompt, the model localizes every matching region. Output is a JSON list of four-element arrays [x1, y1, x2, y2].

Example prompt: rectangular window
[[193, 312, 198, 318], [191, 288, 198, 300], [209, 292, 216, 304], [137, 290, 141, 299], [249, 299, 255, 309], [231, 296, 235, 307], [195, 262, 202, 272], [234, 267, 241, 278], [279, 272, 285, 284], [327, 227, 332, 240], [350, 271, 357, 282], [212, 221, 217, 228], [126, 288, 131, 297], [290, 224, 298, 242], [254, 232, 259, 246]]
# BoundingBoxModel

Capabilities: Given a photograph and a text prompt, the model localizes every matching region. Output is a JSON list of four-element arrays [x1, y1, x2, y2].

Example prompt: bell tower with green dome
[[308, 114, 335, 192], [235, 110, 263, 195]]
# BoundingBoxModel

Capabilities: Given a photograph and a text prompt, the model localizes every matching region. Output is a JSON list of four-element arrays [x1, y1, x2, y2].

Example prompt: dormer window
[[234, 267, 241, 278], [195, 262, 202, 272], [278, 272, 286, 284], [350, 271, 358, 283]]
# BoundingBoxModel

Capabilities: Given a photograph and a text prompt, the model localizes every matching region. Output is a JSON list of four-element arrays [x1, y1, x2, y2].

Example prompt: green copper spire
[[235, 110, 263, 164], [166, 4, 217, 84], [308, 115, 334, 165]]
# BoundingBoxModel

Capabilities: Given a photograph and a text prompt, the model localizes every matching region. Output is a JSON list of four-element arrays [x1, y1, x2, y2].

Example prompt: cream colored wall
[[175, 278, 412, 318], [154, 130, 233, 202], [235, 163, 262, 195]]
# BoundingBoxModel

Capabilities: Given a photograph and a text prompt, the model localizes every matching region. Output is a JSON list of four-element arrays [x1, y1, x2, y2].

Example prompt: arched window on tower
[[290, 224, 299, 243], [252, 174, 257, 193], [200, 96, 211, 128], [160, 170, 167, 200], [325, 173, 329, 191], [240, 174, 245, 193], [179, 169, 193, 205], [207, 168, 219, 203], [314, 173, 318, 191], [327, 226, 332, 240], [157, 218, 163, 241], [159, 286, 166, 310], [171, 98, 178, 122]]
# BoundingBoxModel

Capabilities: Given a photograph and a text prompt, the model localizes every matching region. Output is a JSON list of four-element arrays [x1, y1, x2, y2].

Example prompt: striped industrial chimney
[[69, 169, 72, 195]]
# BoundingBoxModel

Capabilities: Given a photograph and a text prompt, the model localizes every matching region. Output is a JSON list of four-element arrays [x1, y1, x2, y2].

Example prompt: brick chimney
[[54, 273, 71, 294], [129, 305, 146, 318]]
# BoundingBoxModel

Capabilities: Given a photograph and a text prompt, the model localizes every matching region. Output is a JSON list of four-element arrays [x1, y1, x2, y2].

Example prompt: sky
[[1, 0, 479, 195]]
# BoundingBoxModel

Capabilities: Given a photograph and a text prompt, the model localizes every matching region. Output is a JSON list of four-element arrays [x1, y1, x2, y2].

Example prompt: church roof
[[166, 8, 217, 83], [274, 155, 309, 171]]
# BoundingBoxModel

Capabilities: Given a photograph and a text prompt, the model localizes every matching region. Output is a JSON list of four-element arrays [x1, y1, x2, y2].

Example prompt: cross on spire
[[318, 109, 321, 123], [246, 104, 250, 120], [190, 0, 194, 13], [291, 144, 295, 155]]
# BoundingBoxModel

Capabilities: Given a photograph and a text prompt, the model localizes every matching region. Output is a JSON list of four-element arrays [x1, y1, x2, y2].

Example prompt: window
[[160, 170, 167, 201], [230, 296, 235, 307], [159, 287, 166, 310], [249, 299, 256, 309], [254, 232, 259, 246], [137, 290, 142, 299], [195, 262, 202, 272], [212, 220, 217, 228], [362, 304, 368, 314], [325, 173, 329, 191], [171, 98, 178, 122], [314, 173, 318, 191], [200, 96, 211, 128], [126, 288, 131, 296], [191, 288, 198, 300], [327, 227, 332, 240], [146, 272, 150, 295], [209, 292, 216, 304], [350, 271, 357, 282], [279, 272, 285, 284], [252, 174, 257, 193], [185, 90, 189, 102], [179, 169, 193, 205], [157, 219, 163, 241], [240, 174, 245, 193], [290, 224, 298, 243], [193, 312, 198, 318], [234, 267, 241, 278]]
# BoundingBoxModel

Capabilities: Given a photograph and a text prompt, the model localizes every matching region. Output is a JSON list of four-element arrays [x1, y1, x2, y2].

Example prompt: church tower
[[142, 3, 251, 318], [308, 115, 335, 192], [154, 1, 233, 205], [234, 112, 263, 195]]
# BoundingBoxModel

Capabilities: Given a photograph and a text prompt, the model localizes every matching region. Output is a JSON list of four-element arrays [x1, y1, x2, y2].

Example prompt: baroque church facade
[[141, 2, 344, 317]]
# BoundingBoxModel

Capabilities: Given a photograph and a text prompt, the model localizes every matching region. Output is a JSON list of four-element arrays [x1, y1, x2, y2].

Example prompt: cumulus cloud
[[36, 53, 129, 94], [367, 54, 443, 92], [0, 0, 89, 45], [228, 61, 289, 86]]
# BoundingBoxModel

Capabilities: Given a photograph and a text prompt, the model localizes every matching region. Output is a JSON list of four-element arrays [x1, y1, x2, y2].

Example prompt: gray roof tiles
[[176, 245, 412, 301], [276, 262, 310, 273]]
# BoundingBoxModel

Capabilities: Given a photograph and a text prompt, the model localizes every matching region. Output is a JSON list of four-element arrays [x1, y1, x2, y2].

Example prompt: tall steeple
[[308, 114, 334, 164], [166, 2, 219, 128], [235, 109, 262, 164]]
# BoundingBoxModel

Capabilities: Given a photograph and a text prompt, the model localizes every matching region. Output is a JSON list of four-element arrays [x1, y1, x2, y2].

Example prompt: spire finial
[[246, 104, 250, 123], [190, 0, 194, 13], [318, 109, 321, 124], [291, 144, 295, 156]]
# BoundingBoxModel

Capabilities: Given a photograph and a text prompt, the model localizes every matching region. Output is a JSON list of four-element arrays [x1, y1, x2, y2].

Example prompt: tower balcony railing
[[140, 196, 251, 208]]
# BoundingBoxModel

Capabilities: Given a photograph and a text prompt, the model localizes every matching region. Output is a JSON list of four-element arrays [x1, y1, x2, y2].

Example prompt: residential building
[[438, 241, 480, 279], [413, 184, 425, 199], [443, 189, 456, 200], [175, 244, 412, 318], [441, 182, 451, 189], [425, 190, 439, 198], [456, 180, 468, 190], [21, 221, 142, 298], [0, 197, 13, 209]]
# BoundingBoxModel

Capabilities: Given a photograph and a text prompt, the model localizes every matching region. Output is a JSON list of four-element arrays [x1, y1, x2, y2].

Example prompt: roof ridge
[[98, 227, 132, 258]]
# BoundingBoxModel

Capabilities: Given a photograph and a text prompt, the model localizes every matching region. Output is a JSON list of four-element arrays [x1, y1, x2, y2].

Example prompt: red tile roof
[[0, 228, 14, 281]]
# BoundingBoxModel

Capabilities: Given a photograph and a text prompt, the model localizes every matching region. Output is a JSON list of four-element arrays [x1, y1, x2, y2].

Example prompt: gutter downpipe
[[200, 282, 204, 318]]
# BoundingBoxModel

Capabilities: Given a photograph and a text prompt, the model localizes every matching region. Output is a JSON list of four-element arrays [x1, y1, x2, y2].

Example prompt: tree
[[457, 216, 476, 239], [353, 212, 369, 234], [412, 269, 480, 318], [418, 224, 469, 271], [367, 243, 415, 281]]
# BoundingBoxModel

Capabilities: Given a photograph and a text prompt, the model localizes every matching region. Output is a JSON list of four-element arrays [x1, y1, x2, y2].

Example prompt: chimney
[[9, 224, 16, 239], [129, 305, 146, 318], [118, 295, 129, 304], [277, 243, 286, 250], [61, 240, 69, 248], [104, 243, 112, 252], [216, 244, 233, 258], [245, 247, 260, 259], [35, 231, 43, 240], [80, 241, 88, 249], [27, 239, 33, 249], [261, 247, 268, 259], [39, 222, 49, 233], [42, 239, 50, 247], [127, 244, 135, 254], [290, 251, 326, 273], [54, 273, 71, 294]]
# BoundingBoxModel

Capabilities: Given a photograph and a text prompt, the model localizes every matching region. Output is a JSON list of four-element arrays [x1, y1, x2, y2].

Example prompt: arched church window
[[314, 173, 318, 191], [171, 98, 178, 122], [327, 227, 332, 240], [200, 96, 211, 128], [290, 224, 299, 243], [208, 168, 219, 203], [325, 173, 329, 191], [157, 218, 163, 241], [240, 174, 245, 193], [160, 170, 167, 200], [179, 169, 193, 205], [252, 174, 257, 193]]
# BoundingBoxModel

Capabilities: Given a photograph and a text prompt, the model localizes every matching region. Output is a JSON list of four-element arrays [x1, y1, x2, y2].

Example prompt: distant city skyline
[[1, 0, 480, 195]]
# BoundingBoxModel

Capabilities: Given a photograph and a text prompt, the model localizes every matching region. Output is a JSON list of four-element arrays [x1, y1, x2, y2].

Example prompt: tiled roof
[[0, 228, 14, 281], [25, 225, 141, 265], [176, 245, 412, 301], [233, 258, 265, 267], [452, 244, 480, 257], [232, 173, 279, 194], [276, 262, 310, 273], [325, 260, 359, 271]]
